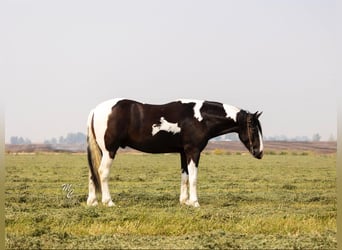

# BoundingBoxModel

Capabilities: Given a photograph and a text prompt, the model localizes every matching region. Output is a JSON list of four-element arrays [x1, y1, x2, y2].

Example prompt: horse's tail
[[87, 110, 102, 193]]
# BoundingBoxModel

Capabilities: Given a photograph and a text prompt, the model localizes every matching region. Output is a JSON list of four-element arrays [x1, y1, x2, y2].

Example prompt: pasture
[[5, 151, 336, 249]]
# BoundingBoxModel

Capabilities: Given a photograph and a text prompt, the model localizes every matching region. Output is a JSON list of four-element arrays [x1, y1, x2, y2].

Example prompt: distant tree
[[44, 137, 58, 144], [10, 136, 31, 145], [18, 137, 25, 144], [312, 133, 321, 142], [63, 132, 86, 144], [44, 132, 87, 144], [24, 138, 32, 144], [264, 135, 310, 142], [51, 138, 57, 144], [44, 132, 87, 145], [328, 134, 335, 142], [10, 136, 18, 144], [293, 136, 309, 142], [59, 136, 65, 144]]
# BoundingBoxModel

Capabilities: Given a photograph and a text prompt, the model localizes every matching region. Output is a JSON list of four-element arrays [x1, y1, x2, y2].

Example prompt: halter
[[246, 115, 254, 153]]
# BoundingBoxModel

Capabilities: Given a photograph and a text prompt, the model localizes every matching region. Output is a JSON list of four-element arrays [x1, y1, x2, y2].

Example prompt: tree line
[[44, 132, 86, 145], [10, 133, 87, 145], [9, 132, 333, 145], [10, 136, 32, 145], [211, 133, 327, 142]]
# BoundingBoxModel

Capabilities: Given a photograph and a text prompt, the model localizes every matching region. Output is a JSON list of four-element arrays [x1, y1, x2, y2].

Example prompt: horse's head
[[237, 111, 264, 159]]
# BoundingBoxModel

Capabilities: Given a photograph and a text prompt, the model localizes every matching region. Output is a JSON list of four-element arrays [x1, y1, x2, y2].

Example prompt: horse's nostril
[[256, 151, 263, 159]]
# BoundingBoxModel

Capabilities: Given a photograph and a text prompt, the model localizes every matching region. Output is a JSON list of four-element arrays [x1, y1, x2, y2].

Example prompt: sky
[[1, 0, 337, 143]]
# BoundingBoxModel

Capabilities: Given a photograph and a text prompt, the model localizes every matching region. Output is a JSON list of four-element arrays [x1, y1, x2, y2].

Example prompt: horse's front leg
[[98, 153, 115, 207], [187, 159, 200, 207]]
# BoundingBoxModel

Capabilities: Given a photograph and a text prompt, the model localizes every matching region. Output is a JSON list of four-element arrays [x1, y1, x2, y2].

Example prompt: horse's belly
[[126, 133, 182, 153]]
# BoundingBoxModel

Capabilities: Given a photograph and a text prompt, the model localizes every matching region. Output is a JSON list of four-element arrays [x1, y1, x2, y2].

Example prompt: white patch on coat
[[178, 99, 204, 121], [87, 109, 95, 130], [223, 104, 240, 122], [92, 98, 123, 152], [152, 117, 181, 136]]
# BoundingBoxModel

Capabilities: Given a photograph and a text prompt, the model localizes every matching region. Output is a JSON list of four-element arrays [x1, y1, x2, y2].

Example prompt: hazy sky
[[2, 0, 336, 142]]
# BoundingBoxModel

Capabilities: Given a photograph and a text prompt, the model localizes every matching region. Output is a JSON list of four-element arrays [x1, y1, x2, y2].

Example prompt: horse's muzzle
[[254, 151, 263, 159], [250, 146, 263, 159]]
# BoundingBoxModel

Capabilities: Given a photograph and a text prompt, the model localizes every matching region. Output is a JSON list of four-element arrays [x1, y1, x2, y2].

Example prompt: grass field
[[5, 151, 336, 249]]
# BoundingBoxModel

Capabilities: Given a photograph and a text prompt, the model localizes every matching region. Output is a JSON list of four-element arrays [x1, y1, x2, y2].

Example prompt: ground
[[5, 148, 336, 249]]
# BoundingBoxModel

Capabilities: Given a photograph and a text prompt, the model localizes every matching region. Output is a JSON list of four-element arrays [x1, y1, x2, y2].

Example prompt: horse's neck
[[204, 113, 239, 139]]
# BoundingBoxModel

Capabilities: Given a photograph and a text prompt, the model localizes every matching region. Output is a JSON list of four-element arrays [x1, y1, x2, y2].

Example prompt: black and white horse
[[87, 99, 263, 207]]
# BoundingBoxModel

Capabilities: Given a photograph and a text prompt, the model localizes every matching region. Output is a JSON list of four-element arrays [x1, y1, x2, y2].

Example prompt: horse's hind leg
[[87, 172, 98, 206], [99, 152, 115, 207]]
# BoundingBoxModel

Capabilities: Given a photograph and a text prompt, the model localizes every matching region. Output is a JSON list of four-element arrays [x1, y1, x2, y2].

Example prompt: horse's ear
[[255, 111, 263, 118]]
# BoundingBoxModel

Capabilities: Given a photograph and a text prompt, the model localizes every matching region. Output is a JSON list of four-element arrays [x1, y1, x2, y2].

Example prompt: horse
[[86, 98, 263, 207]]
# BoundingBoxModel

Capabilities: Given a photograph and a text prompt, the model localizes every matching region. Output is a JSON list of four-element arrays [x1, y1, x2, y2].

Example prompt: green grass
[[5, 152, 336, 249]]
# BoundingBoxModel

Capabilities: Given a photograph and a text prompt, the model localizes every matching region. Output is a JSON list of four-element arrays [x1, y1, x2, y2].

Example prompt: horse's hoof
[[102, 199, 115, 207], [87, 199, 98, 206], [193, 201, 200, 208], [190, 201, 200, 208], [107, 201, 115, 207], [179, 198, 189, 205], [183, 200, 200, 208]]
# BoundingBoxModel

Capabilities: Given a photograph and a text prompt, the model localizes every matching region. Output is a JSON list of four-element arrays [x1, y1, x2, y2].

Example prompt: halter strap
[[246, 116, 253, 152]]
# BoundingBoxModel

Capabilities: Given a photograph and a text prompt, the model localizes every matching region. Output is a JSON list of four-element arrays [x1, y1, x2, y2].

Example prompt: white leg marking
[[87, 109, 98, 206], [87, 170, 98, 206], [98, 153, 115, 207], [152, 117, 181, 136], [179, 172, 189, 204], [187, 160, 200, 207]]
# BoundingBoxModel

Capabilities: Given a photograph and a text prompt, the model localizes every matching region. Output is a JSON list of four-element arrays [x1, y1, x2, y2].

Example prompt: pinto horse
[[87, 99, 263, 207]]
